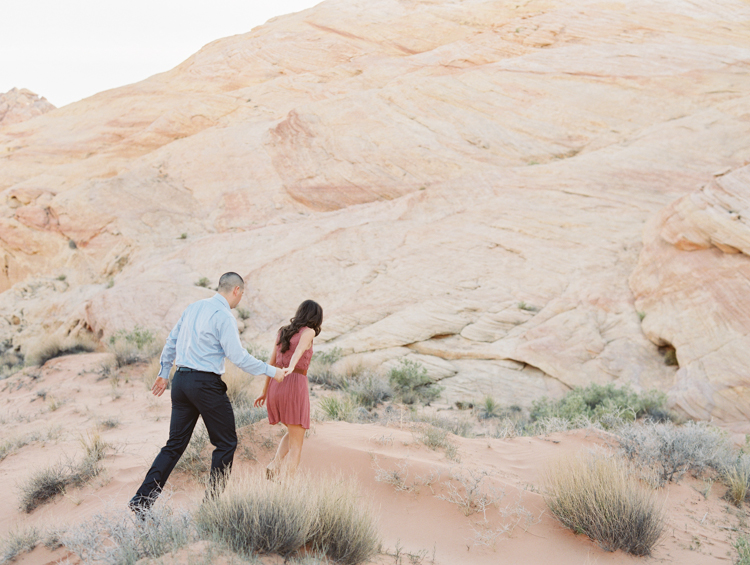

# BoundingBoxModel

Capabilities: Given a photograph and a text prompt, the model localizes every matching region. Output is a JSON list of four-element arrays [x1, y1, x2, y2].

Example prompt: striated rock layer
[[0, 0, 749, 426]]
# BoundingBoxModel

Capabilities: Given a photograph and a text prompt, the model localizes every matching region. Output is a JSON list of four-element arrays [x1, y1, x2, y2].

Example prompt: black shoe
[[128, 494, 153, 519]]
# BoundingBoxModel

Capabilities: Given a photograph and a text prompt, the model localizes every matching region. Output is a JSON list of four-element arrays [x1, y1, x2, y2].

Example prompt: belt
[[275, 365, 308, 376], [176, 367, 220, 377]]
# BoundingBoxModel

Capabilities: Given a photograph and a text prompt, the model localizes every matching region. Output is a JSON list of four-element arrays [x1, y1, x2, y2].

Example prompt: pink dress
[[267, 328, 312, 429]]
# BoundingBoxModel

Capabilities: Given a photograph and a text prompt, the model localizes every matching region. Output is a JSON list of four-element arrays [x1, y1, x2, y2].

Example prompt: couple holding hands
[[129, 271, 322, 516]]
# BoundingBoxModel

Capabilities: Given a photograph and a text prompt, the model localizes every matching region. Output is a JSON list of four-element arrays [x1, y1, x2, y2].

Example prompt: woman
[[254, 299, 322, 477]]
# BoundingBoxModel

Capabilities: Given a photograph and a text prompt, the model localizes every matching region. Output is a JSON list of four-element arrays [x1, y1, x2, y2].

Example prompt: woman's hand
[[254, 392, 267, 407], [273, 366, 291, 383]]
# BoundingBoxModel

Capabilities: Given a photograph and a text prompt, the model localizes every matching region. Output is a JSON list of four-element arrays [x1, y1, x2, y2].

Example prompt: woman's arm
[[255, 338, 279, 405], [287, 327, 315, 371]]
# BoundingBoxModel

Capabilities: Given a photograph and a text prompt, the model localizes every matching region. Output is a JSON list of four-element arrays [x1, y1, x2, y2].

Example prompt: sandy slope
[[0, 354, 745, 564]]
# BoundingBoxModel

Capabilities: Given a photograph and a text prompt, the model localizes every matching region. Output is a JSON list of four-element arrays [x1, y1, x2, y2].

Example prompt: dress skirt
[[266, 371, 310, 429]]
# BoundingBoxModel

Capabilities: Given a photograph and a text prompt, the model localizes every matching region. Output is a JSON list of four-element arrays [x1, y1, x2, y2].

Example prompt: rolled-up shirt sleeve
[[158, 313, 183, 379], [217, 313, 276, 377]]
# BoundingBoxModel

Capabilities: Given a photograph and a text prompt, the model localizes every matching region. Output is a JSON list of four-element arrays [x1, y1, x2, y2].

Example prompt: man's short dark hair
[[217, 272, 244, 292]]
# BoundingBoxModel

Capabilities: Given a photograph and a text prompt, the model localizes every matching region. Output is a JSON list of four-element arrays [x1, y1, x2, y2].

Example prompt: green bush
[[388, 359, 443, 405], [735, 536, 750, 565], [312, 347, 343, 365], [107, 326, 160, 366], [531, 383, 668, 428]]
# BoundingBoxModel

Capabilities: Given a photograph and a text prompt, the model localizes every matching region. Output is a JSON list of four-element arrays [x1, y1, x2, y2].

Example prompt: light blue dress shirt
[[158, 294, 276, 379]]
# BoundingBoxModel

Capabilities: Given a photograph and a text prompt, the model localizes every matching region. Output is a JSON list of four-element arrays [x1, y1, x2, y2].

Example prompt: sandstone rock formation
[[630, 165, 750, 425], [1, 0, 749, 426], [0, 88, 55, 128]]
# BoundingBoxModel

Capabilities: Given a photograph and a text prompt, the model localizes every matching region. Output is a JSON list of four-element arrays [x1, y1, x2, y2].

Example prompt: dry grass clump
[[0, 526, 39, 564], [723, 454, 750, 507], [544, 452, 665, 556], [617, 421, 731, 485], [196, 473, 379, 564], [62, 496, 193, 565], [24, 333, 98, 367], [18, 430, 110, 513], [307, 477, 380, 565]]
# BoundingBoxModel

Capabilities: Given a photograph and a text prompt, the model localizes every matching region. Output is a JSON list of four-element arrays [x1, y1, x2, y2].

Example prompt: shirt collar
[[213, 293, 231, 310]]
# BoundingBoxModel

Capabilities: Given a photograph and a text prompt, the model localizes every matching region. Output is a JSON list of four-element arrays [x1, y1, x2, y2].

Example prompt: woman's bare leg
[[282, 424, 305, 475], [267, 427, 290, 477]]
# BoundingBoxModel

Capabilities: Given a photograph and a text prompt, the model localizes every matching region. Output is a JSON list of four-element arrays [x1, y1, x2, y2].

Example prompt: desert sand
[[0, 353, 745, 564]]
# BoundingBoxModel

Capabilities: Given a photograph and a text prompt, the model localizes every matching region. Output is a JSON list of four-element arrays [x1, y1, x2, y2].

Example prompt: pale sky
[[1, 0, 323, 108]]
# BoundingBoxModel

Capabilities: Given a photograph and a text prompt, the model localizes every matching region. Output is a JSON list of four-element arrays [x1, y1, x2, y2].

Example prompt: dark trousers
[[132, 368, 237, 505]]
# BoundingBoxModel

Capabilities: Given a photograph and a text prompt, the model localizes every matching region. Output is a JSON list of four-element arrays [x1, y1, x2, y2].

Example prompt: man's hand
[[152, 376, 168, 397], [273, 366, 291, 383]]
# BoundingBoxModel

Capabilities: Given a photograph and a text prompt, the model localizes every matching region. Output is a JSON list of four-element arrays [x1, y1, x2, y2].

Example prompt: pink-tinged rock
[[630, 165, 750, 428], [0, 88, 55, 127], [0, 0, 750, 421]]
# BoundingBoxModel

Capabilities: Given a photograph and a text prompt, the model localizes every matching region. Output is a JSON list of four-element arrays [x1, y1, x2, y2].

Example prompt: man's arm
[[217, 314, 282, 378], [152, 313, 184, 397]]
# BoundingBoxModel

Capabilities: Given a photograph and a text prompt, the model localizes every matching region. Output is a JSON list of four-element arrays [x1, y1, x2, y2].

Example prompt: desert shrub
[[175, 421, 209, 479], [196, 473, 316, 556], [389, 359, 443, 405], [411, 412, 473, 438], [0, 526, 40, 563], [19, 464, 70, 513], [236, 307, 251, 320], [478, 395, 500, 419], [195, 277, 211, 288], [346, 371, 393, 408], [245, 342, 269, 362], [234, 405, 267, 429], [308, 477, 380, 565], [319, 395, 358, 422], [25, 333, 98, 367], [735, 536, 750, 565], [438, 469, 500, 518], [416, 425, 449, 450], [544, 452, 665, 556], [617, 421, 731, 485], [313, 347, 343, 366], [108, 326, 161, 366], [62, 497, 193, 565], [0, 338, 23, 379], [531, 384, 669, 429], [0, 435, 33, 462], [196, 473, 378, 564], [19, 430, 109, 512], [723, 454, 750, 507]]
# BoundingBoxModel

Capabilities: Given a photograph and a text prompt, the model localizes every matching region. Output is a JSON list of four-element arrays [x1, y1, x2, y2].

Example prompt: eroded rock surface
[[0, 88, 55, 128], [1, 0, 749, 425], [630, 166, 750, 426]]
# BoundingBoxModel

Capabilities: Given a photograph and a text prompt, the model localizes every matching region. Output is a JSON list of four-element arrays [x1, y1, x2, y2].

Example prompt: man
[[129, 272, 290, 515]]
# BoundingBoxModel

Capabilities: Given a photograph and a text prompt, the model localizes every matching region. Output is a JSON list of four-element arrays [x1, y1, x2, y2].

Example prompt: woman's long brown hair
[[277, 300, 323, 353]]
